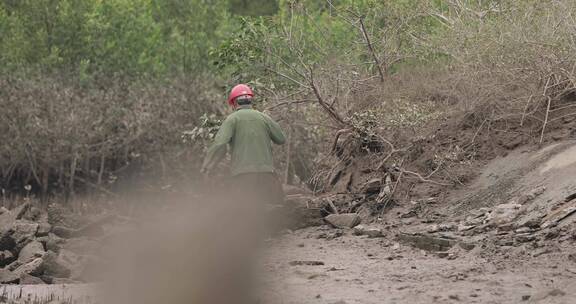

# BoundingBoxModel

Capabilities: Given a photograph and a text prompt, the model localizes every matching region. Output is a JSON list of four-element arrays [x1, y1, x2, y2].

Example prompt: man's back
[[202, 105, 285, 176]]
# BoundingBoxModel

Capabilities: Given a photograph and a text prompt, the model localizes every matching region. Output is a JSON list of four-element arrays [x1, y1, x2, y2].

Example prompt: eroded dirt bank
[[259, 141, 576, 304]]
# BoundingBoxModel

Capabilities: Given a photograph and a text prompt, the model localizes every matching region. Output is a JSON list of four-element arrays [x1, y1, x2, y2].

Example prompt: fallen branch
[[331, 128, 353, 153], [401, 169, 452, 186]]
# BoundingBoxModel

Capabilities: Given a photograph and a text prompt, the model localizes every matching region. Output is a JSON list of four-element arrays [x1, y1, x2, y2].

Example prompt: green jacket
[[202, 105, 286, 176]]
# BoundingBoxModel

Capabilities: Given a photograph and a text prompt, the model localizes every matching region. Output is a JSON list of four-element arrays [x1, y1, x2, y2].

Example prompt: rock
[[37, 233, 66, 252], [11, 220, 39, 244], [545, 228, 561, 240], [397, 233, 455, 252], [516, 213, 544, 228], [515, 227, 534, 234], [568, 253, 576, 263], [324, 213, 361, 228], [515, 234, 536, 243], [6, 259, 21, 271], [36, 222, 52, 237], [317, 230, 344, 240], [517, 187, 546, 204], [47, 203, 80, 228], [18, 240, 45, 262], [448, 294, 460, 300], [41, 251, 72, 278], [547, 289, 566, 297], [458, 241, 476, 251], [19, 273, 45, 285], [52, 226, 76, 238], [457, 224, 476, 232], [0, 250, 15, 267], [0, 268, 19, 284], [541, 201, 576, 228], [437, 252, 449, 258], [355, 205, 373, 223], [0, 232, 16, 251], [487, 203, 523, 226], [289, 260, 324, 266], [521, 295, 531, 301], [353, 225, 384, 238], [0, 219, 38, 252], [13, 257, 44, 276], [0, 204, 31, 225], [427, 224, 441, 233], [21, 206, 46, 222], [363, 178, 382, 194]]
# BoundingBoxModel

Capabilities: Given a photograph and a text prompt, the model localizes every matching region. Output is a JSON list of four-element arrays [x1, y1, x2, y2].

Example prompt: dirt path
[[260, 226, 576, 304]]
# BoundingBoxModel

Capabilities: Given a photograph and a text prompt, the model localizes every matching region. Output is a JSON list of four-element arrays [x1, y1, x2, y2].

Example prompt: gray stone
[[37, 233, 66, 253], [545, 228, 562, 239], [52, 226, 76, 238], [515, 227, 533, 234], [355, 205, 373, 223], [517, 213, 545, 228], [0, 268, 19, 284], [0, 204, 31, 236], [11, 220, 39, 244], [353, 225, 384, 238], [568, 253, 576, 263], [427, 224, 441, 233], [324, 213, 361, 228], [36, 222, 52, 237], [18, 240, 45, 262], [13, 257, 44, 276], [41, 250, 79, 278], [21, 206, 46, 222], [0, 250, 15, 267], [397, 233, 456, 252], [363, 178, 382, 194], [19, 272, 45, 285], [515, 234, 536, 243], [487, 203, 523, 226]]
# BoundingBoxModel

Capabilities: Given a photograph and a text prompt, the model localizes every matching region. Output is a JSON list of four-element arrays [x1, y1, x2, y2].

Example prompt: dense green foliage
[[0, 0, 442, 80]]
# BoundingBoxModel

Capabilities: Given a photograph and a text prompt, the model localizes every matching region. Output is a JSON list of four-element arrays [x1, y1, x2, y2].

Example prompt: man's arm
[[262, 113, 286, 145], [201, 116, 235, 173]]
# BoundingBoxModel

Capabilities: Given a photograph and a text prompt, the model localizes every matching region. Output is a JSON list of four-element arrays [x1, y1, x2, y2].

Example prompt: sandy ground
[[259, 227, 576, 304]]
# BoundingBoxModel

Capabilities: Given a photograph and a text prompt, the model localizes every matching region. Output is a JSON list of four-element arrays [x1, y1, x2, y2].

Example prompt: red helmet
[[228, 84, 254, 106]]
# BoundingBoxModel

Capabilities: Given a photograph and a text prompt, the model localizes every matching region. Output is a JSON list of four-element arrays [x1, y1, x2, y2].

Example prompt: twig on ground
[[401, 169, 452, 186]]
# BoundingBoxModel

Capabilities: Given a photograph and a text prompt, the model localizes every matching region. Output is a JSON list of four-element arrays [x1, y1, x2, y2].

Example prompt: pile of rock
[[0, 203, 107, 285]]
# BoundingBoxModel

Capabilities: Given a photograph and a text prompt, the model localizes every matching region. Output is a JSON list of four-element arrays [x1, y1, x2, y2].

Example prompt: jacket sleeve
[[262, 113, 286, 145], [202, 116, 235, 171]]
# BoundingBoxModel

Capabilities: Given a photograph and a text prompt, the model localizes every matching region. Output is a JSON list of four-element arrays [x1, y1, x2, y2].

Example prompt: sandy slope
[[260, 141, 576, 304]]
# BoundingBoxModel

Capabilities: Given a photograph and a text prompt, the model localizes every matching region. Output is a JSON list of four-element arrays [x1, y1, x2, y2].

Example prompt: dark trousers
[[229, 172, 285, 206]]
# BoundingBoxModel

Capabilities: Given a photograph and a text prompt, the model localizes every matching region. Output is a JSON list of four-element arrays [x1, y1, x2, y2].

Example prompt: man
[[201, 84, 286, 205]]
